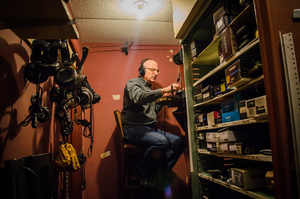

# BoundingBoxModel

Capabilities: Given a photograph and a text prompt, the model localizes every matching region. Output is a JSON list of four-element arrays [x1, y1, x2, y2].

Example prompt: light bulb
[[136, 9, 146, 20], [134, 0, 147, 20]]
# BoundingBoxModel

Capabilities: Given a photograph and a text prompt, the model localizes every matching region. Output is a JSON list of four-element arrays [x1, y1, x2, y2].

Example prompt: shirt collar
[[138, 76, 152, 87]]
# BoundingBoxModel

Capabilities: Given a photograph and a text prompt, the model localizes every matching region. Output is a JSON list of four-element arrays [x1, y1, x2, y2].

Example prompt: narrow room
[[0, 0, 299, 199]]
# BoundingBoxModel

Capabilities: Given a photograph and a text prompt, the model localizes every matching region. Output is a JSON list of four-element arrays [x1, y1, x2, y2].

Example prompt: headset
[[138, 58, 153, 76]]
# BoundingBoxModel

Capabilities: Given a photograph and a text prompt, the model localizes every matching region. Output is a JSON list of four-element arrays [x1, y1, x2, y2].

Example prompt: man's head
[[139, 58, 160, 84]]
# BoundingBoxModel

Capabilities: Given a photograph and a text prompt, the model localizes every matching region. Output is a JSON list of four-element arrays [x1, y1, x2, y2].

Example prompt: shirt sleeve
[[126, 80, 162, 105]]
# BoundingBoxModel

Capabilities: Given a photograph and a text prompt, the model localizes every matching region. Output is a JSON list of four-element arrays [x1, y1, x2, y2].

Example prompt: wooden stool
[[114, 110, 144, 198]]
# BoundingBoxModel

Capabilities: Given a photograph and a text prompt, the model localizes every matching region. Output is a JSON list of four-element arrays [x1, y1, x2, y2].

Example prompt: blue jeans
[[123, 125, 186, 178]]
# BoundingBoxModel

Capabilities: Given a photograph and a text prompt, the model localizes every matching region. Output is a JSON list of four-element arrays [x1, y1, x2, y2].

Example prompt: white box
[[218, 130, 249, 143], [206, 132, 219, 142], [246, 95, 268, 117], [207, 111, 222, 127], [218, 143, 229, 153], [207, 142, 217, 152]]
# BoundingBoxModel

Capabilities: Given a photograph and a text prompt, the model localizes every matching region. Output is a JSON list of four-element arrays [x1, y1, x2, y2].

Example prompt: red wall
[[0, 28, 190, 199], [0, 29, 57, 165], [76, 42, 191, 199]]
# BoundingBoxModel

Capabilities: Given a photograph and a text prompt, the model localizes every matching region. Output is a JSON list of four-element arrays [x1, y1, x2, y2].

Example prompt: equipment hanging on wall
[[21, 87, 51, 128]]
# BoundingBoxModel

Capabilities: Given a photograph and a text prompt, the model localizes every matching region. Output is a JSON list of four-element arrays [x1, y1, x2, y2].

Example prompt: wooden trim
[[254, 0, 299, 198]]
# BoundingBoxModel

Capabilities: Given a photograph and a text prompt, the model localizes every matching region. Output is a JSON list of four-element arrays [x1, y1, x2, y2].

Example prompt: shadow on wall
[[0, 37, 54, 166], [95, 113, 191, 199], [0, 38, 28, 165]]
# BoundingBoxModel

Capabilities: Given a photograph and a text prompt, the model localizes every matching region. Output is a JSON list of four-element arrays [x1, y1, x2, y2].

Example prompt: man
[[121, 58, 186, 187]]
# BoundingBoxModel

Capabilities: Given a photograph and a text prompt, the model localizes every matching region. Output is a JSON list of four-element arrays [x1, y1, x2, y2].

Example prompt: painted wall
[[0, 28, 191, 198], [0, 29, 57, 166], [76, 42, 191, 199]]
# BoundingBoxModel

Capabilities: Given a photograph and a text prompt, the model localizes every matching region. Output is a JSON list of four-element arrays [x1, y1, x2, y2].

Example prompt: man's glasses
[[146, 68, 160, 73]]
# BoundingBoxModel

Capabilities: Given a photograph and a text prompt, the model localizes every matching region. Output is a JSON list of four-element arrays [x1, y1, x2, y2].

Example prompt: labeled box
[[202, 85, 215, 102], [239, 100, 248, 119], [231, 168, 267, 189], [214, 82, 228, 97], [225, 59, 253, 88], [207, 142, 217, 152], [222, 110, 237, 123], [195, 113, 207, 127], [215, 15, 235, 35], [218, 130, 251, 142], [218, 142, 229, 153], [221, 27, 239, 60], [206, 132, 219, 142], [213, 4, 243, 24], [207, 111, 222, 126], [246, 95, 268, 117], [193, 84, 202, 96], [221, 92, 241, 122], [221, 98, 235, 113]]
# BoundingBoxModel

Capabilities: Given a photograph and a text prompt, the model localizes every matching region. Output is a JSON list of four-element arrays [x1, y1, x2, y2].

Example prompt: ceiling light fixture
[[119, 0, 165, 20], [134, 0, 148, 20]]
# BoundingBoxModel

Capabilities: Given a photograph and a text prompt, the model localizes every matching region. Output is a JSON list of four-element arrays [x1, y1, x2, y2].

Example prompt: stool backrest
[[114, 110, 125, 139]]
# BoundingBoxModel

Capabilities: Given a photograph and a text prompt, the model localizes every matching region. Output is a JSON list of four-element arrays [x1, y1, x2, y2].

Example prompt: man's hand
[[161, 83, 182, 95]]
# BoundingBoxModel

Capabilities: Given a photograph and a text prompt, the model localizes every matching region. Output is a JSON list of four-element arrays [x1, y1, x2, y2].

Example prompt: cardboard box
[[213, 4, 243, 24], [206, 132, 219, 142], [193, 84, 202, 96], [195, 113, 207, 126], [214, 82, 228, 97], [218, 143, 229, 153], [221, 98, 235, 113], [215, 15, 235, 35], [231, 168, 267, 189], [207, 111, 222, 126], [191, 47, 201, 58], [218, 130, 251, 142], [218, 41, 224, 63], [221, 27, 239, 60], [194, 94, 203, 104], [233, 142, 258, 154], [221, 92, 241, 122], [239, 100, 248, 119], [202, 85, 214, 102], [225, 59, 253, 88], [207, 142, 217, 152], [222, 110, 237, 123], [246, 95, 268, 117]]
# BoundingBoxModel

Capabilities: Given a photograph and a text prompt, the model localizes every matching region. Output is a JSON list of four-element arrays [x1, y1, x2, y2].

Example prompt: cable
[[16, 166, 48, 199]]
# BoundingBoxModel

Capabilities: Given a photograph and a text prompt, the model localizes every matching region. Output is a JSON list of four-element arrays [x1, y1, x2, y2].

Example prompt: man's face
[[143, 60, 160, 84]]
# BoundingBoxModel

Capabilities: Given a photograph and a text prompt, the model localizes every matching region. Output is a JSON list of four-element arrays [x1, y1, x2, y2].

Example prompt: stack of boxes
[[214, 4, 243, 63], [213, 4, 243, 36], [239, 95, 268, 119], [205, 129, 265, 154], [221, 92, 241, 123], [225, 59, 253, 89]]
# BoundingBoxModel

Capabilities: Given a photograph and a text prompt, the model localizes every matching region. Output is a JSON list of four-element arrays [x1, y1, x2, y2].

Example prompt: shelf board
[[193, 37, 260, 87], [197, 113, 268, 130], [0, 0, 79, 39], [197, 149, 272, 162], [193, 74, 264, 108], [198, 172, 275, 199]]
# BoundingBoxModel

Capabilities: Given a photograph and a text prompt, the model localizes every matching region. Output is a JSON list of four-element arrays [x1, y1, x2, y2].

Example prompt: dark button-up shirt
[[121, 76, 163, 126]]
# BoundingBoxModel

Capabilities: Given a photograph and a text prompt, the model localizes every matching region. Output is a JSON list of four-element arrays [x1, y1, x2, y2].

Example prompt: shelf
[[197, 149, 272, 162], [197, 113, 268, 130], [193, 74, 264, 108], [0, 0, 79, 39], [198, 173, 275, 199], [193, 37, 260, 87]]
